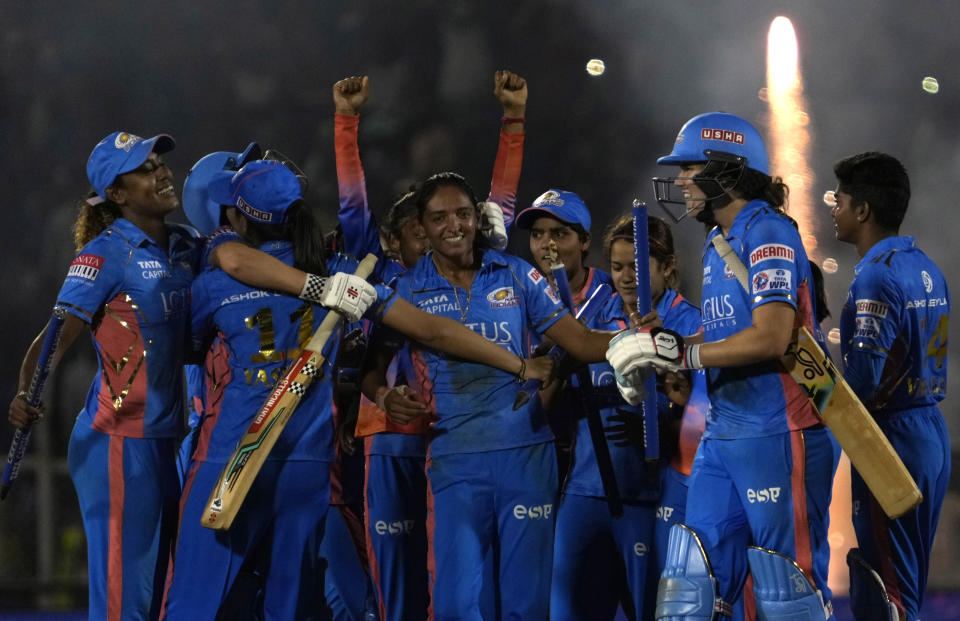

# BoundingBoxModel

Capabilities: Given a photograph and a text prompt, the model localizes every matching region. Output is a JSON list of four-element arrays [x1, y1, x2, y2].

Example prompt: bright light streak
[[765, 16, 818, 261]]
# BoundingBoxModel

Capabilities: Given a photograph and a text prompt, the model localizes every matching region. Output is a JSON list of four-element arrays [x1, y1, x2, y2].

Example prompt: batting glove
[[606, 327, 701, 376], [479, 201, 508, 251], [300, 272, 377, 323], [614, 368, 649, 406]]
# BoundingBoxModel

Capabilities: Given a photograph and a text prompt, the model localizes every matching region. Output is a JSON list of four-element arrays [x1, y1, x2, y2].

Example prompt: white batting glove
[[606, 327, 701, 376], [300, 272, 377, 323], [479, 201, 508, 251], [614, 368, 649, 406]]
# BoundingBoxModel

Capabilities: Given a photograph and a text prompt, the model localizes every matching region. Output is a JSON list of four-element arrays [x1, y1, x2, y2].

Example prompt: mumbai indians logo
[[701, 128, 745, 145], [922, 270, 933, 293], [533, 190, 564, 207], [114, 132, 143, 151], [487, 286, 519, 309]]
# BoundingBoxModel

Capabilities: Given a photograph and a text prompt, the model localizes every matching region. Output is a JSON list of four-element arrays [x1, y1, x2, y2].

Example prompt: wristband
[[516, 358, 526, 383], [299, 273, 326, 304], [685, 343, 702, 370], [501, 116, 525, 125], [375, 387, 394, 412]]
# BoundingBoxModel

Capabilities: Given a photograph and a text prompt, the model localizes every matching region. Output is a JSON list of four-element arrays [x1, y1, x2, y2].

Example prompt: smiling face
[[109, 152, 179, 220], [673, 163, 708, 217], [421, 184, 478, 265]]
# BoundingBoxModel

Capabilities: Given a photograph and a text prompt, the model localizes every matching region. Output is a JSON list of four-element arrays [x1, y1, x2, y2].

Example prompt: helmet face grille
[[652, 151, 747, 223]]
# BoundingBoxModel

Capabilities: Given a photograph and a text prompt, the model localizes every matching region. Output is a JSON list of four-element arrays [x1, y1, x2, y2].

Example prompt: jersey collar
[[856, 235, 916, 274]]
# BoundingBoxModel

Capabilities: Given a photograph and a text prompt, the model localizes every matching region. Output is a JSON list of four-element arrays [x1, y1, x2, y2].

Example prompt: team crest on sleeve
[[855, 298, 889, 318], [544, 285, 560, 305], [527, 267, 544, 284], [752, 268, 791, 294], [487, 287, 520, 309], [922, 270, 933, 293], [67, 254, 104, 283], [749, 243, 794, 267]]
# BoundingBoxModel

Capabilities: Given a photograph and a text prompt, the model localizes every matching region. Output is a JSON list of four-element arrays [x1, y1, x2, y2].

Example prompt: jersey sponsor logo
[[374, 519, 416, 536], [416, 293, 460, 315], [702, 294, 736, 329], [161, 287, 190, 320], [464, 321, 513, 344], [656, 505, 675, 522], [528, 268, 545, 285], [67, 254, 104, 282], [219, 290, 280, 306], [633, 541, 649, 557], [487, 286, 520, 309], [749, 243, 794, 266], [922, 270, 933, 293], [854, 316, 880, 339], [752, 269, 791, 294], [723, 263, 737, 280], [138, 259, 171, 279], [855, 298, 889, 318], [512, 503, 553, 520], [701, 128, 745, 145], [905, 297, 947, 310], [591, 369, 615, 386], [746, 487, 781, 503]]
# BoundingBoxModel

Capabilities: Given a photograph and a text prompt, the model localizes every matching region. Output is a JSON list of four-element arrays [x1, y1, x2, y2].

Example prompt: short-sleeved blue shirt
[[700, 201, 822, 438], [390, 249, 569, 456], [840, 236, 949, 413], [56, 218, 201, 438]]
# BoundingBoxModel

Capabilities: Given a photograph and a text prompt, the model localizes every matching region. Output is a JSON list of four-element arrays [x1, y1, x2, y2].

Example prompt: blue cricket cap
[[207, 159, 302, 224], [182, 143, 262, 235], [515, 189, 591, 231], [86, 131, 175, 199]]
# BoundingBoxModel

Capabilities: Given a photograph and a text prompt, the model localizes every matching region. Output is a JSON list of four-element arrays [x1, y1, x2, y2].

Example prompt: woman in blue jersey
[[6, 132, 410, 621], [161, 160, 551, 619], [550, 214, 702, 620], [361, 171, 618, 620], [607, 112, 836, 620]]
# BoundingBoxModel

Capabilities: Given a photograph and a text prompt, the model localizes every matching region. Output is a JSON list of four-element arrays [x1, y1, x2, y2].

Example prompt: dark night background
[[1, 0, 958, 613]]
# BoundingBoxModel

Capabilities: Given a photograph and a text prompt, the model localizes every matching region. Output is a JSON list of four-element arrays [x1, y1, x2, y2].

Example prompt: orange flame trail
[[765, 16, 818, 260]]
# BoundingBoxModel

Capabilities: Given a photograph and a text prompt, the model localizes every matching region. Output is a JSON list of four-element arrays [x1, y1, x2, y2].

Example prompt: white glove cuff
[[299, 273, 327, 304]]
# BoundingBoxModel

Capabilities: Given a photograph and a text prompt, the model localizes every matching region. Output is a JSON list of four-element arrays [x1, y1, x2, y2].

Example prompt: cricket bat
[[711, 235, 921, 518], [202, 254, 378, 530], [1, 307, 67, 500], [632, 200, 660, 462]]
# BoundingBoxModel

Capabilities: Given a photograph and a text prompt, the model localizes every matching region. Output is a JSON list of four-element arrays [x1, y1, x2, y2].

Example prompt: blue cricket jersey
[[57, 218, 201, 438], [565, 288, 701, 500], [700, 201, 822, 439], [390, 249, 569, 456], [840, 236, 949, 412], [190, 242, 396, 463]]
